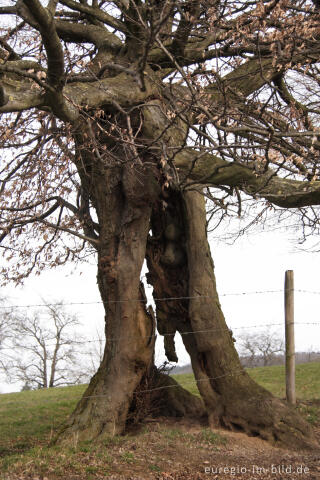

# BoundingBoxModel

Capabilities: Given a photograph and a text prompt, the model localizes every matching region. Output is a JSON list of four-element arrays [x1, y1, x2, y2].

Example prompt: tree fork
[[128, 366, 206, 425]]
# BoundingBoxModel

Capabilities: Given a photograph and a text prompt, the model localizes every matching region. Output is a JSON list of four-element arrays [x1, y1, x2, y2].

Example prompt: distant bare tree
[[304, 347, 320, 364], [3, 301, 89, 389], [0, 298, 11, 373], [86, 327, 105, 379], [0, 312, 7, 349], [238, 329, 285, 367], [0, 298, 9, 343]]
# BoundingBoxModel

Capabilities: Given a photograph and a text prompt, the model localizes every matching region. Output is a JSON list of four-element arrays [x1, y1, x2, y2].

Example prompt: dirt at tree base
[[152, 419, 320, 480], [2, 417, 319, 480]]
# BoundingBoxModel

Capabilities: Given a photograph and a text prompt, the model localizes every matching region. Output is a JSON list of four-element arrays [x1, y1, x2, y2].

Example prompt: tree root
[[154, 373, 206, 418], [128, 370, 206, 425], [220, 393, 318, 450]]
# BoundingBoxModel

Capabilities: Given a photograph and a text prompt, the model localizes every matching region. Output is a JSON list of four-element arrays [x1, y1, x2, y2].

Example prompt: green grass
[[247, 362, 320, 400], [0, 384, 86, 454], [0, 362, 319, 478], [173, 372, 200, 396], [173, 361, 320, 401], [1, 362, 319, 452]]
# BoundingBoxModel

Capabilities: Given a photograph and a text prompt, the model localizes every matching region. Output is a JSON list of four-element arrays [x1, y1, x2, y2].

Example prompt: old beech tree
[[0, 0, 320, 448]]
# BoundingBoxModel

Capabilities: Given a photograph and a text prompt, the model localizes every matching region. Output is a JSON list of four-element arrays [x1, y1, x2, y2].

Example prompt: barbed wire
[[0, 298, 318, 410], [0, 292, 282, 309], [296, 289, 320, 295], [82, 368, 246, 399], [0, 368, 248, 405], [0, 322, 318, 352], [0, 370, 237, 405], [1, 363, 318, 406], [1, 288, 319, 310], [84, 360, 320, 398], [0, 322, 285, 351], [0, 291, 319, 358]]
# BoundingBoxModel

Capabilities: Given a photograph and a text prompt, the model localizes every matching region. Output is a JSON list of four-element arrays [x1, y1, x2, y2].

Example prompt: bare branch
[[59, 0, 126, 32], [0, 6, 17, 14], [174, 149, 320, 208]]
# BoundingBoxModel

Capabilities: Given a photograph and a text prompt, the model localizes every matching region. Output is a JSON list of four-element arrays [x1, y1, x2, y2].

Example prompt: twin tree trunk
[[58, 124, 316, 449]]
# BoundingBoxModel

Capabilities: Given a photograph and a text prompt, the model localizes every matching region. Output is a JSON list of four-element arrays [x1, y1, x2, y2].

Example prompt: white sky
[[1, 224, 320, 393]]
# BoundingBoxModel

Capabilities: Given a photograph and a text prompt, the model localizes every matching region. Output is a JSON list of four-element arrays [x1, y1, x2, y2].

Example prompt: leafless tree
[[238, 329, 285, 367], [0, 317, 7, 373], [86, 327, 105, 379], [0, 0, 319, 448], [301, 347, 320, 364], [0, 298, 12, 374], [0, 309, 7, 350], [3, 301, 89, 389]]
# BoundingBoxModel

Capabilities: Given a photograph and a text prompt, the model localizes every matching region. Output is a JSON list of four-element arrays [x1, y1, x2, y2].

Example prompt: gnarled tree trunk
[[58, 125, 203, 443], [57, 121, 158, 441], [58, 118, 316, 448], [146, 189, 317, 449]]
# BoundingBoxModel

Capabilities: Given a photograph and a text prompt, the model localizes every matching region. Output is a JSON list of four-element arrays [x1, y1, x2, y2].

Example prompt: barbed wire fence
[[2, 287, 320, 310], [0, 286, 319, 402]]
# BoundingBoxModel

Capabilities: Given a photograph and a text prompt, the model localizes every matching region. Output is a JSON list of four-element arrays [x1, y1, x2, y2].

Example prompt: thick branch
[[0, 85, 8, 106], [59, 0, 126, 32], [0, 6, 17, 14], [204, 57, 276, 102], [0, 69, 157, 116], [17, 0, 77, 121], [273, 74, 313, 130], [170, 1, 200, 60], [0, 63, 53, 92], [22, 0, 64, 89], [174, 149, 320, 208], [56, 20, 122, 49], [0, 82, 44, 112]]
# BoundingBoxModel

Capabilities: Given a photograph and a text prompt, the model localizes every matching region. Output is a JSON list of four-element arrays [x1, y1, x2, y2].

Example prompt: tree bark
[[146, 189, 317, 449], [57, 122, 159, 441], [57, 126, 202, 443], [58, 211, 155, 440]]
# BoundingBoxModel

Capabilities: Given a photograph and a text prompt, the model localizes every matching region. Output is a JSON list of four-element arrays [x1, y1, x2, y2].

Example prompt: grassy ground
[[0, 384, 86, 456], [247, 362, 320, 400], [0, 362, 319, 479], [173, 361, 320, 400]]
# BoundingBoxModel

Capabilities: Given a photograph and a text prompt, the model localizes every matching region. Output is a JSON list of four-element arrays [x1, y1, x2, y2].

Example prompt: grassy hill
[[0, 362, 319, 478], [173, 361, 320, 400]]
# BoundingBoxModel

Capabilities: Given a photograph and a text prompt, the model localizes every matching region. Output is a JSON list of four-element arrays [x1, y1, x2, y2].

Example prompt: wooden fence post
[[285, 270, 296, 405]]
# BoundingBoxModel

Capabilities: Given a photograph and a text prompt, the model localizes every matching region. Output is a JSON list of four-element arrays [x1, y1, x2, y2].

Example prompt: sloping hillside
[[0, 363, 319, 479]]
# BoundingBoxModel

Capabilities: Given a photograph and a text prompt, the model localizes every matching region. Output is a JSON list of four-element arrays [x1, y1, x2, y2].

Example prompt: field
[[0, 362, 319, 480], [173, 361, 320, 400]]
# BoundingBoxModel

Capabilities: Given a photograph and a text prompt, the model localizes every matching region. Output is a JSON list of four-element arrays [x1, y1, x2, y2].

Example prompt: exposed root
[[128, 368, 206, 425], [155, 373, 206, 418], [220, 394, 318, 450]]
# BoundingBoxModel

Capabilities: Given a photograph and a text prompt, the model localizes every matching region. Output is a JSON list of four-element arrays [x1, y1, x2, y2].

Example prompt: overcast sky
[[1, 220, 320, 393]]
